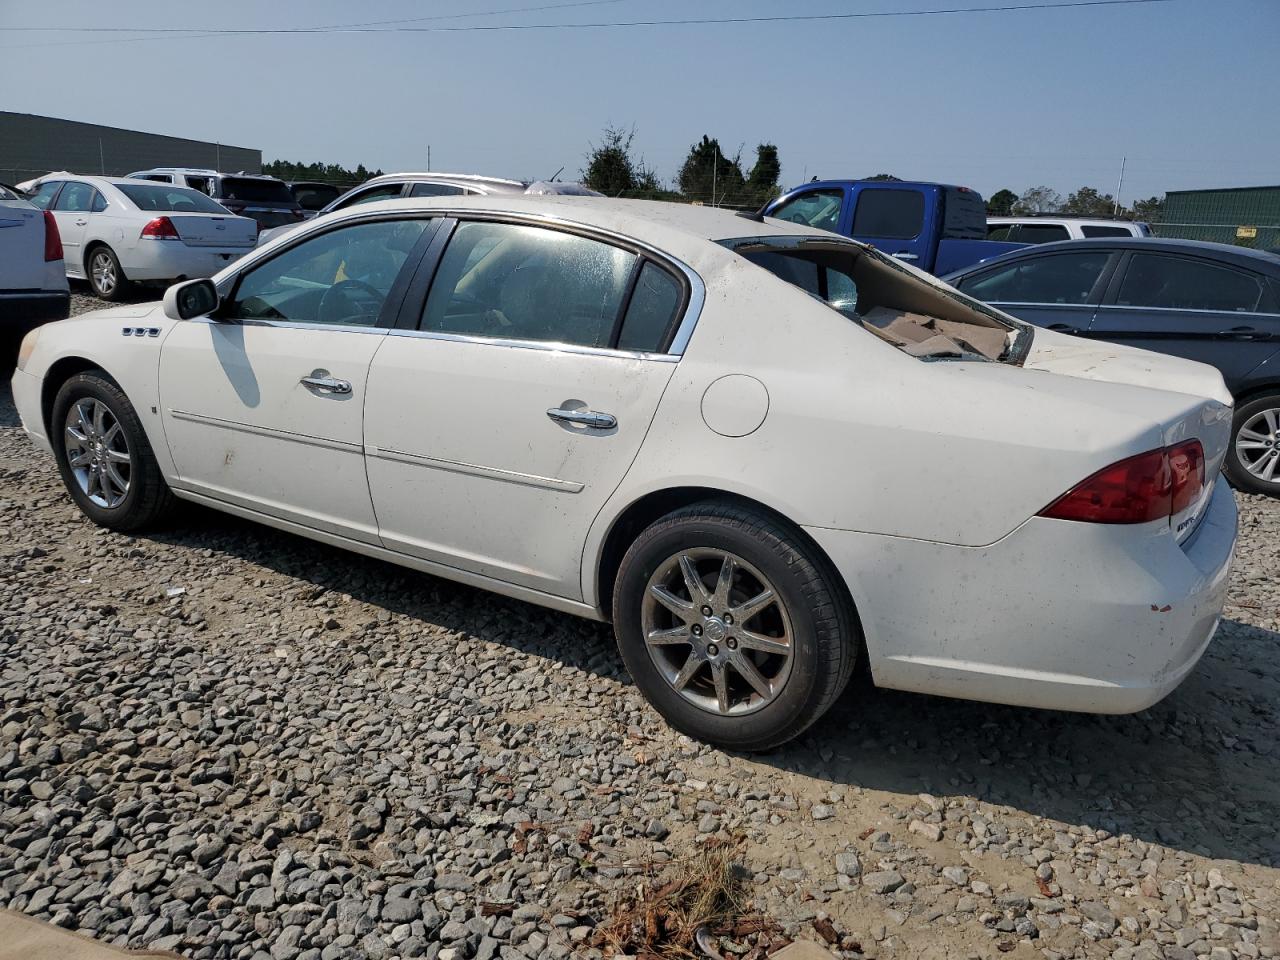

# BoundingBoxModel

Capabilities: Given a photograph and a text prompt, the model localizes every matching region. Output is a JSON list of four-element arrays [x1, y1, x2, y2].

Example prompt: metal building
[[0, 111, 261, 185], [1156, 185, 1280, 250]]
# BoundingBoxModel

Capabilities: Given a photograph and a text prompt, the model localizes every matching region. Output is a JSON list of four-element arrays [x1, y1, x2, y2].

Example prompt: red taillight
[[140, 216, 180, 240], [1039, 441, 1205, 524], [1168, 440, 1205, 514], [42, 210, 63, 261]]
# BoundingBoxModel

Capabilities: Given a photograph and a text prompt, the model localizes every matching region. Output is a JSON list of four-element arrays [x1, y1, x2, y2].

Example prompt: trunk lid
[[0, 199, 47, 288], [1022, 329, 1233, 544], [169, 214, 257, 248]]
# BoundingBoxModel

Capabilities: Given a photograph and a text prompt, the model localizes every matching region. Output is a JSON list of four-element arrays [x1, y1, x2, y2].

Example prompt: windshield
[[117, 183, 230, 214], [220, 177, 294, 205]]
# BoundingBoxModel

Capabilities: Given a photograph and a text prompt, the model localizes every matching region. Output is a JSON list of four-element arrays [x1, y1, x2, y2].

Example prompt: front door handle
[[1221, 326, 1264, 341], [547, 407, 617, 430], [1047, 323, 1081, 335], [300, 373, 352, 395], [891, 251, 919, 261], [74, 219, 88, 226]]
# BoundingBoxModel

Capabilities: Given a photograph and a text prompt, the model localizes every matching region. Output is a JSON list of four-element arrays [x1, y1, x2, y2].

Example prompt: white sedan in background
[[25, 176, 257, 301], [1, 182, 69, 333], [10, 197, 1236, 750]]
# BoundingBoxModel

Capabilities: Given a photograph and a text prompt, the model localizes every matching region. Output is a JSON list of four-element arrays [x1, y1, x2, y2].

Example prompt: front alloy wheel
[[1225, 393, 1280, 496], [642, 548, 794, 716], [64, 397, 132, 508]]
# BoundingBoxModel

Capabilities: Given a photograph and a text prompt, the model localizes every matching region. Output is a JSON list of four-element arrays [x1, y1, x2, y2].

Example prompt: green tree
[[262, 160, 382, 185], [745, 143, 782, 206], [678, 136, 746, 206], [582, 125, 638, 196], [864, 173, 902, 182], [986, 188, 1018, 216], [1061, 186, 1120, 217], [1130, 195, 1165, 224], [1012, 185, 1062, 215]]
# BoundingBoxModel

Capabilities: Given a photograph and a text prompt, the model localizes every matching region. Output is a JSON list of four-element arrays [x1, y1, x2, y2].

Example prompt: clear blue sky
[[2, 0, 1276, 204]]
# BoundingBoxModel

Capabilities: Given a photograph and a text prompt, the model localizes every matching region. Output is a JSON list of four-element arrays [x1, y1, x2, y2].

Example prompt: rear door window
[[616, 261, 684, 352], [335, 183, 406, 210], [1115, 254, 1272, 313], [1008, 223, 1070, 244], [409, 182, 468, 198], [769, 189, 844, 232], [1080, 225, 1133, 238], [957, 252, 1112, 304], [987, 224, 1015, 241], [53, 181, 96, 213], [852, 189, 924, 240]]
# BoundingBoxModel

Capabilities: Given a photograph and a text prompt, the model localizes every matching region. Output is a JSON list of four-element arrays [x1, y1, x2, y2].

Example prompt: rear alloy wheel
[[1224, 393, 1280, 496], [87, 246, 131, 301], [614, 501, 859, 751]]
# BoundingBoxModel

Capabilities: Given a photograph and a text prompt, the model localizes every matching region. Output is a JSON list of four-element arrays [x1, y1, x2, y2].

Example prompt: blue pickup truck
[[764, 180, 1026, 275]]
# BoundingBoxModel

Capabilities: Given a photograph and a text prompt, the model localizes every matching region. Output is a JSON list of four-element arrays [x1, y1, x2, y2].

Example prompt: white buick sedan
[[11, 197, 1237, 750]]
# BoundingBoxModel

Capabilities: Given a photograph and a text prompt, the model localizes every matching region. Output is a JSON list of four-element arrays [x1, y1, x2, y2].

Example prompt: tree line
[[985, 184, 1164, 222], [262, 160, 385, 186]]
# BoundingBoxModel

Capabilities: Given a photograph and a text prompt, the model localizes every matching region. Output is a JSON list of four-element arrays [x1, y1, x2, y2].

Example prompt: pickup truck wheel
[[87, 245, 132, 301], [52, 371, 175, 531], [1223, 393, 1280, 496], [613, 501, 859, 751]]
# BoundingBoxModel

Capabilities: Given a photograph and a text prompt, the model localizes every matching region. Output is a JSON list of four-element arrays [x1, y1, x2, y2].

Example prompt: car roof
[[952, 236, 1280, 275], [788, 178, 972, 192], [987, 216, 1145, 226], [321, 194, 864, 267], [364, 171, 528, 192]]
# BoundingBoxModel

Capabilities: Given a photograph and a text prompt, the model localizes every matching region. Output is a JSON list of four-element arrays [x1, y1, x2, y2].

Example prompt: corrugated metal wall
[[1155, 186, 1280, 249], [0, 112, 261, 185]]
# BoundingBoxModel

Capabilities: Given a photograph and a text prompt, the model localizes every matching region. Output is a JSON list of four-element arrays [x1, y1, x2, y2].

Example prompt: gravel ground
[[1, 293, 1278, 959]]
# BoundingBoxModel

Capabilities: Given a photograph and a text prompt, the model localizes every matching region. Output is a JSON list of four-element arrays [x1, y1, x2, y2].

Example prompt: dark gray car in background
[[944, 238, 1280, 495]]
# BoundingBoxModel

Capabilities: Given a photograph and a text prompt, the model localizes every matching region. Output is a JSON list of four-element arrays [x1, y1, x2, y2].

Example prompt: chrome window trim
[[187, 317, 390, 336], [385, 327, 679, 362], [208, 206, 707, 358], [1094, 304, 1280, 318]]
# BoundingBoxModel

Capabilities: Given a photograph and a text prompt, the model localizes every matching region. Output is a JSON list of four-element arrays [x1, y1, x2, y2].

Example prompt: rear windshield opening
[[117, 183, 230, 214], [220, 177, 295, 205], [728, 237, 1023, 363], [292, 183, 343, 210]]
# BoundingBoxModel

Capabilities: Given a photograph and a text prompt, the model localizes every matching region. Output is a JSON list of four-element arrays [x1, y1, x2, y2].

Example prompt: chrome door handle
[[547, 407, 617, 429], [891, 251, 919, 261], [74, 219, 88, 226], [300, 374, 352, 395]]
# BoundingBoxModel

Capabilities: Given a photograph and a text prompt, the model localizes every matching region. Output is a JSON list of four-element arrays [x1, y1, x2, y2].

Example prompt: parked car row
[[0, 181, 69, 336], [11, 194, 1238, 749]]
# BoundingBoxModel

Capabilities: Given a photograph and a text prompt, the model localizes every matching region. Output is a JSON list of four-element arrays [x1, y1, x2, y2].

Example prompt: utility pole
[[216, 142, 222, 171], [1113, 156, 1126, 216], [98, 138, 105, 175], [427, 144, 431, 171], [712, 154, 718, 207]]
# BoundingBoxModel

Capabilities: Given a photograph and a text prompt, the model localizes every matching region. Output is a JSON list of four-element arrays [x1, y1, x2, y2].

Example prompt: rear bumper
[[123, 244, 253, 282], [0, 290, 70, 327], [806, 479, 1237, 714]]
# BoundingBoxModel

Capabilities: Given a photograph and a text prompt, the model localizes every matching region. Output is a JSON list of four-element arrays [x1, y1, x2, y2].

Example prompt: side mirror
[[163, 278, 220, 321]]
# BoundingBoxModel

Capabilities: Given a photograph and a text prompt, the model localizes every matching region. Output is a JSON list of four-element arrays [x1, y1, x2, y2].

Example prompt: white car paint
[[11, 196, 1236, 721], [988, 216, 1152, 242], [0, 185, 68, 324], [23, 175, 257, 286]]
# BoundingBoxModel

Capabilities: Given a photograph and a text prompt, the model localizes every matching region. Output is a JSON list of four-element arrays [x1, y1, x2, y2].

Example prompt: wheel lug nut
[[701, 605, 712, 617], [706, 644, 718, 657], [726, 638, 738, 650], [723, 614, 733, 625], [691, 624, 702, 636]]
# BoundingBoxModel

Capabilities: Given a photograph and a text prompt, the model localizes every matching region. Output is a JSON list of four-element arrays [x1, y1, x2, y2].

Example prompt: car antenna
[[736, 203, 768, 222], [547, 166, 564, 183]]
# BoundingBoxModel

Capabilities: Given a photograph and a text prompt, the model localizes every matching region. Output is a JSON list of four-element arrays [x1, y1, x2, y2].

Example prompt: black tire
[[51, 371, 175, 531], [1222, 392, 1280, 496], [86, 245, 132, 302], [612, 500, 859, 751]]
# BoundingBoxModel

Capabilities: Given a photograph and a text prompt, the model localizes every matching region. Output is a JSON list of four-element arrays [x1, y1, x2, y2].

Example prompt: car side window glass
[[337, 184, 404, 209], [616, 261, 683, 352], [28, 182, 63, 209], [54, 182, 95, 213], [91, 191, 107, 213], [1009, 223, 1070, 244], [851, 189, 925, 239], [1080, 225, 1132, 238], [227, 219, 431, 327], [987, 224, 1014, 241], [1116, 254, 1267, 312], [421, 221, 635, 348], [769, 189, 844, 232], [957, 252, 1111, 304], [409, 182, 467, 198]]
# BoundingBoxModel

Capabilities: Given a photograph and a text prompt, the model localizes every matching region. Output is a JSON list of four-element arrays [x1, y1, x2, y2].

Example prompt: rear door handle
[[891, 251, 919, 261], [547, 407, 616, 430], [1047, 323, 1081, 335], [74, 219, 88, 226], [300, 374, 352, 395]]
